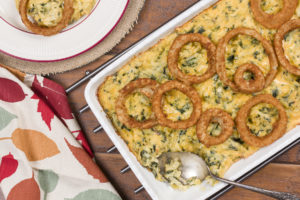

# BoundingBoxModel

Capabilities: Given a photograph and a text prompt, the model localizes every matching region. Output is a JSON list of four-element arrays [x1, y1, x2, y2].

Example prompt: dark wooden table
[[50, 0, 300, 199]]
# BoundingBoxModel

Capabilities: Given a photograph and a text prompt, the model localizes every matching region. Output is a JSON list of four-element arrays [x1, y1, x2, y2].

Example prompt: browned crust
[[216, 27, 278, 93], [233, 63, 265, 93], [19, 0, 74, 36], [152, 80, 202, 129], [274, 19, 300, 76], [115, 78, 160, 129], [236, 94, 288, 147], [196, 108, 234, 147], [250, 0, 298, 29], [167, 33, 216, 84]]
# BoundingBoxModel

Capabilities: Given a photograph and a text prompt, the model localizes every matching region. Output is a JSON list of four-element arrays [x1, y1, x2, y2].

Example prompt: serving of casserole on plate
[[85, 0, 300, 199], [0, 0, 128, 61]]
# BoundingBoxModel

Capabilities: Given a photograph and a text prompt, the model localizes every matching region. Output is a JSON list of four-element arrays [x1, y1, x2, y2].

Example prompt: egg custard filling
[[15, 0, 95, 27], [98, 0, 300, 190]]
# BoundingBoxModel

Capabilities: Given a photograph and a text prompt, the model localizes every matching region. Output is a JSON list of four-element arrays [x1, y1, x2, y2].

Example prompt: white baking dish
[[84, 0, 300, 199]]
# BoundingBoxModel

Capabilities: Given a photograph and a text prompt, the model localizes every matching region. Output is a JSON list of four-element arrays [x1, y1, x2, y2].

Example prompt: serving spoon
[[158, 152, 299, 200]]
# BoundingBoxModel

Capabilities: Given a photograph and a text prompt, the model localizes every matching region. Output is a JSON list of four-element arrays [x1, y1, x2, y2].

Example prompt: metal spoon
[[158, 152, 299, 200]]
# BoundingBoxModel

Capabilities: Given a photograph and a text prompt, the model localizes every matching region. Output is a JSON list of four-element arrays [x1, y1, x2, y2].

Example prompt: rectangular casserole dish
[[85, 0, 300, 199]]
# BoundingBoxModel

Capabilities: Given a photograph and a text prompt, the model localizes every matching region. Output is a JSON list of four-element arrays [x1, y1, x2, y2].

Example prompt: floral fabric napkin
[[0, 66, 121, 200]]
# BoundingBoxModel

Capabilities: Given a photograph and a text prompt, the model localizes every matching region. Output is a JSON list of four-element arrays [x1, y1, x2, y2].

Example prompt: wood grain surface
[[49, 0, 300, 199]]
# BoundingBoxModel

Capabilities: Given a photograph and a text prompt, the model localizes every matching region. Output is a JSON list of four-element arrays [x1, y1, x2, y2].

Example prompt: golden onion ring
[[236, 94, 287, 147], [167, 33, 216, 84], [115, 78, 160, 129], [274, 19, 300, 76], [19, 0, 74, 36], [250, 0, 298, 29], [152, 80, 202, 129], [216, 27, 278, 93], [196, 108, 234, 147], [233, 63, 265, 93]]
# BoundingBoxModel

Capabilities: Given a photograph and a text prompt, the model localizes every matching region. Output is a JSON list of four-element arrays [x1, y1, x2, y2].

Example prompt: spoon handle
[[212, 175, 299, 200]]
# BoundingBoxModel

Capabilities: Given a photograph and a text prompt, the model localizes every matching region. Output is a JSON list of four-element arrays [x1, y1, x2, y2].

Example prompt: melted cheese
[[15, 0, 95, 27], [178, 42, 209, 76], [261, 0, 283, 14], [98, 0, 300, 189], [283, 29, 300, 68], [247, 103, 279, 137]]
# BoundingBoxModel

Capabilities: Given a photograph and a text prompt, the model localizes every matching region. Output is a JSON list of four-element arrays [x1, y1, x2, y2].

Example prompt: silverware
[[158, 152, 300, 200]]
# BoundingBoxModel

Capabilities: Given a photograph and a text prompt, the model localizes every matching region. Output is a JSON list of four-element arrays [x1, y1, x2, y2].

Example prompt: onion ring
[[236, 94, 287, 147], [196, 108, 234, 147], [216, 27, 278, 93], [115, 78, 160, 129], [152, 80, 202, 129], [167, 33, 216, 84], [233, 63, 265, 93], [19, 0, 74, 36], [250, 0, 298, 29], [274, 19, 300, 76]]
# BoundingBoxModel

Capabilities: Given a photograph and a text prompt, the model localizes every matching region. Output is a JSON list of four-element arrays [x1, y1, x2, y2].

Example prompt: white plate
[[0, 0, 129, 62], [85, 0, 300, 199]]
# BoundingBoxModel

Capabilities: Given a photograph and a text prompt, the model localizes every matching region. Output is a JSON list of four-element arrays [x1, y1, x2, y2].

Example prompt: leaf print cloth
[[0, 66, 121, 200]]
